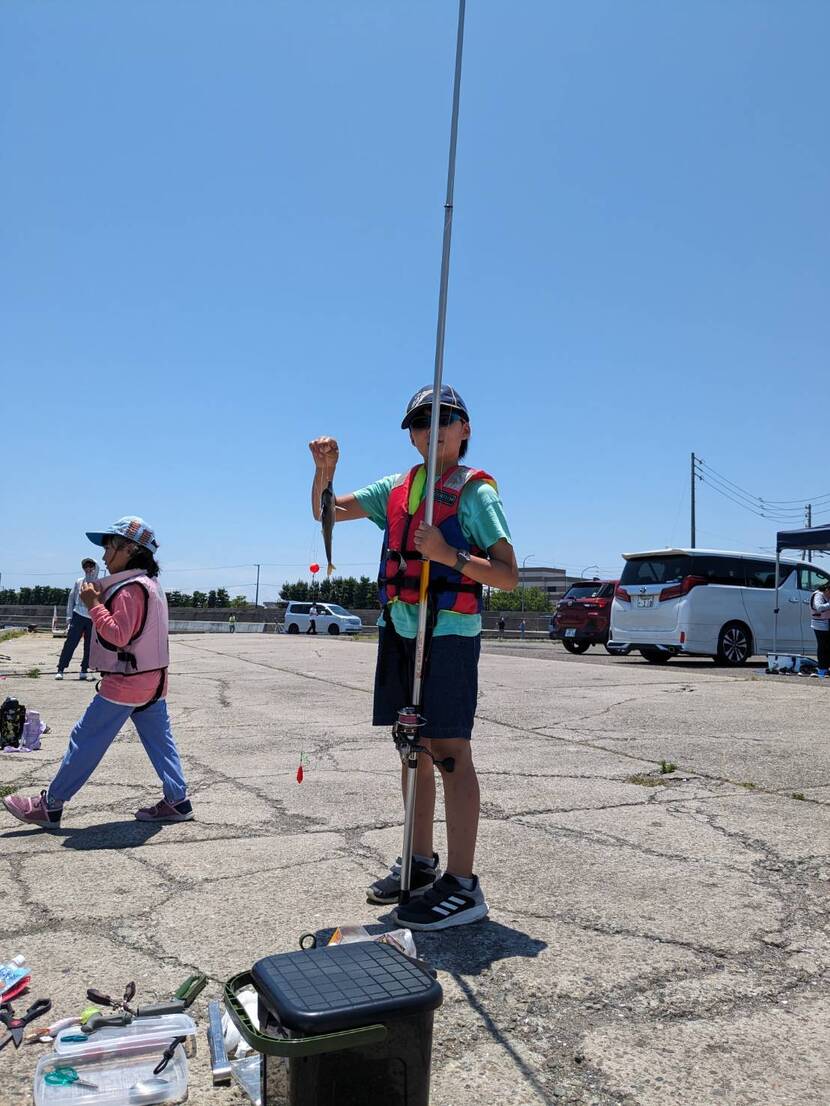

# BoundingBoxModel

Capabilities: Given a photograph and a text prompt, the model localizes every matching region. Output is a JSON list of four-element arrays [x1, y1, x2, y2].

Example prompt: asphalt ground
[[481, 638, 772, 672], [1, 631, 828, 1105]]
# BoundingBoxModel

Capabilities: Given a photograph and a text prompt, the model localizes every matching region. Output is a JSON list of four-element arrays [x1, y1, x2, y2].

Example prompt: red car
[[551, 580, 627, 654]]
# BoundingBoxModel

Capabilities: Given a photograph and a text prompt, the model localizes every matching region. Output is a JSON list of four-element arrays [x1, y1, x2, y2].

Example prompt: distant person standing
[[810, 581, 830, 678], [228, 613, 237, 634], [519, 617, 526, 640], [55, 558, 99, 680], [497, 614, 506, 640], [307, 603, 319, 635]]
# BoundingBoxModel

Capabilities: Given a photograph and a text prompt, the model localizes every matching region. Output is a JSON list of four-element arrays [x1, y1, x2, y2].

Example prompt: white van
[[609, 548, 830, 665], [283, 602, 363, 636]]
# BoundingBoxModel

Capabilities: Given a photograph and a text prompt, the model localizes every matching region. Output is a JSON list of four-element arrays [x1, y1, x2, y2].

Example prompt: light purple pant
[[47, 694, 188, 806]]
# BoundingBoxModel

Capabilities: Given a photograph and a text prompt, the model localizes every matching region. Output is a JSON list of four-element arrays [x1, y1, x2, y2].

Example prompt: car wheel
[[562, 639, 590, 654], [287, 623, 299, 635], [715, 622, 751, 666], [327, 624, 340, 636], [640, 647, 671, 664]]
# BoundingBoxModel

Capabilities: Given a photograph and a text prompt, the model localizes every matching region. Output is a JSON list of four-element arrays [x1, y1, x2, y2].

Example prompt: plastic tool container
[[33, 1048, 188, 1106], [54, 1014, 198, 1059], [225, 942, 443, 1106]]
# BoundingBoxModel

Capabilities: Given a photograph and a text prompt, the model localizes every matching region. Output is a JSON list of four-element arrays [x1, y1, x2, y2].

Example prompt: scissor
[[45, 1066, 99, 1090], [0, 997, 52, 1051]]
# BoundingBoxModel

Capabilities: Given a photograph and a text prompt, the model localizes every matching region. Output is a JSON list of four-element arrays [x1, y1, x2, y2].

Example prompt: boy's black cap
[[401, 384, 469, 429]]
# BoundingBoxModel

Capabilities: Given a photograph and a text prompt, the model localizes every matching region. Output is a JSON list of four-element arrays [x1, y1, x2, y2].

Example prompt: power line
[[696, 457, 830, 512], [694, 457, 829, 523], [702, 481, 809, 523], [700, 472, 804, 520], [697, 458, 830, 508], [696, 463, 800, 517]]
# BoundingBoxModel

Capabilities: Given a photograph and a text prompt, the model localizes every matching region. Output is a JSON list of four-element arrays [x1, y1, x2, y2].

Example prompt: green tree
[[191, 590, 208, 608], [489, 586, 550, 612], [355, 575, 378, 609], [207, 590, 217, 608], [279, 575, 379, 609], [280, 580, 309, 601], [231, 595, 249, 608], [339, 576, 356, 608], [215, 588, 230, 608], [0, 586, 72, 606], [165, 591, 193, 607]]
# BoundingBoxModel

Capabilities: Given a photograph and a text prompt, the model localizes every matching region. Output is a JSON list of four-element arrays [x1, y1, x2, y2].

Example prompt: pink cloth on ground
[[90, 585, 168, 705]]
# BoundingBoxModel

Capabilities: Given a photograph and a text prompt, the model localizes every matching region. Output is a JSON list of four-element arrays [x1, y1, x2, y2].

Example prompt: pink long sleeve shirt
[[90, 584, 168, 706]]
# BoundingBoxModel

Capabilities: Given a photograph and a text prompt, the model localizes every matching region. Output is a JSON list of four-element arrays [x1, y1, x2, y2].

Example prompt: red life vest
[[379, 464, 497, 616]]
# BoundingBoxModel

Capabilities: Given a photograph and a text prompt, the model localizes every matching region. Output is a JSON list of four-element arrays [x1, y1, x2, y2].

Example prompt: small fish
[[321, 481, 337, 577]]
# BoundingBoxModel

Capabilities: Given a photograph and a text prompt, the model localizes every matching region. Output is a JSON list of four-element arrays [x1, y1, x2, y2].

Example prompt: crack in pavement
[[173, 638, 373, 696], [3, 633, 828, 1106]]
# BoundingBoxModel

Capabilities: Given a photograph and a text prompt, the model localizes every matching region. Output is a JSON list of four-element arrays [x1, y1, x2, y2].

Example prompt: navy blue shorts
[[372, 629, 481, 740]]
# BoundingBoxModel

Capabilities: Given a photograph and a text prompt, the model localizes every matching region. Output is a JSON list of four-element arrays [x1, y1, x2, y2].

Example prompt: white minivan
[[609, 548, 830, 666], [282, 602, 363, 636]]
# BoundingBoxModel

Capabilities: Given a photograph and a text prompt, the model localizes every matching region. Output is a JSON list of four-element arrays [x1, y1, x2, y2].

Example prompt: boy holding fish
[[309, 385, 517, 930]]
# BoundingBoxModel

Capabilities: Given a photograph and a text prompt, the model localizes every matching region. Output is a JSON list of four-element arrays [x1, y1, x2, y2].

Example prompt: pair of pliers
[[0, 998, 52, 1051]]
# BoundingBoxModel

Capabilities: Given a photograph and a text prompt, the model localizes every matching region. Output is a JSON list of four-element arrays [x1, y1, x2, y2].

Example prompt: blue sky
[[2, 1, 828, 599]]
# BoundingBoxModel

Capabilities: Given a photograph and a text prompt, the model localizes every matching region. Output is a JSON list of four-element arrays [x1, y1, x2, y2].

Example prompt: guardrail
[[170, 621, 268, 633]]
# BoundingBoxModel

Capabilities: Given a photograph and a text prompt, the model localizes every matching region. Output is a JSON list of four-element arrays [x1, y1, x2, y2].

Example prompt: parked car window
[[690, 554, 744, 586], [799, 566, 830, 592], [743, 560, 783, 589], [289, 603, 312, 614], [325, 604, 350, 615], [563, 584, 604, 599], [598, 583, 616, 598], [620, 556, 692, 585]]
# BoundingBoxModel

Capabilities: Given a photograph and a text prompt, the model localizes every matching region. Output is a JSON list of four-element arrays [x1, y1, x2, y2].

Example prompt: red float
[[309, 563, 320, 575]]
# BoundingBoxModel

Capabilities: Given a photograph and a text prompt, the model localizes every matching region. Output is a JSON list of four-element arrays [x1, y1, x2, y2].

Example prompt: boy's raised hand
[[413, 521, 454, 565], [79, 580, 103, 610], [309, 437, 339, 476]]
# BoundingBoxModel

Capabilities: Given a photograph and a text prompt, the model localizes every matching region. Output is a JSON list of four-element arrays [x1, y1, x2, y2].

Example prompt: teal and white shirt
[[354, 466, 512, 639]]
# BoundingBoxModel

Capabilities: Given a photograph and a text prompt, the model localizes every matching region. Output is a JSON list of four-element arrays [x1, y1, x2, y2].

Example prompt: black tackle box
[[226, 940, 444, 1106]]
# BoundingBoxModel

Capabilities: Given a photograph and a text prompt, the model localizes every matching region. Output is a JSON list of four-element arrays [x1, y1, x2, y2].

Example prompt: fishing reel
[[393, 707, 454, 773]]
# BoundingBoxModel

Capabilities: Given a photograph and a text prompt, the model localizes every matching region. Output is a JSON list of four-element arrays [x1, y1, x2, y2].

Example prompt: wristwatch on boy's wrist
[[453, 549, 472, 574]]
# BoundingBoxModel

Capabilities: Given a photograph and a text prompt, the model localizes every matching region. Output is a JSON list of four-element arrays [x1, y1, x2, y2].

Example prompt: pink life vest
[[89, 570, 170, 675]]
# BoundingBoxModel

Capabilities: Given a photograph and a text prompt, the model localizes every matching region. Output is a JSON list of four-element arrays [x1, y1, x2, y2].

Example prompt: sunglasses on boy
[[408, 408, 465, 431]]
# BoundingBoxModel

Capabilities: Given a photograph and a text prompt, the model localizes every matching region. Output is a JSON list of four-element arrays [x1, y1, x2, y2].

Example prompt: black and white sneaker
[[366, 853, 440, 905], [391, 873, 489, 930]]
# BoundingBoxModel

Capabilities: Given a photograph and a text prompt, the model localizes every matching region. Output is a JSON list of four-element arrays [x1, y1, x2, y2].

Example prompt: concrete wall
[[2, 605, 555, 635], [0, 605, 277, 630], [170, 621, 268, 633]]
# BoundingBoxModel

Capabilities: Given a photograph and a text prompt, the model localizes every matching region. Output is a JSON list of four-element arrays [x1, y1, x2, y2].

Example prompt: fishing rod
[[396, 0, 467, 905]]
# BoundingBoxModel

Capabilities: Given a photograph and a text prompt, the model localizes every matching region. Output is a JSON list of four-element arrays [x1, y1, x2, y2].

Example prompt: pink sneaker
[[134, 797, 194, 822], [3, 790, 63, 829]]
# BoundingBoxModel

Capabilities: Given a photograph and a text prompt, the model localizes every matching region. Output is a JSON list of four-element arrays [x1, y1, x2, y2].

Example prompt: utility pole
[[806, 504, 812, 563], [254, 563, 261, 607], [690, 452, 697, 548]]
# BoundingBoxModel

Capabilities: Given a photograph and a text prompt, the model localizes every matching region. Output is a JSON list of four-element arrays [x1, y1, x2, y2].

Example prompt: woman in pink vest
[[3, 517, 193, 829]]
